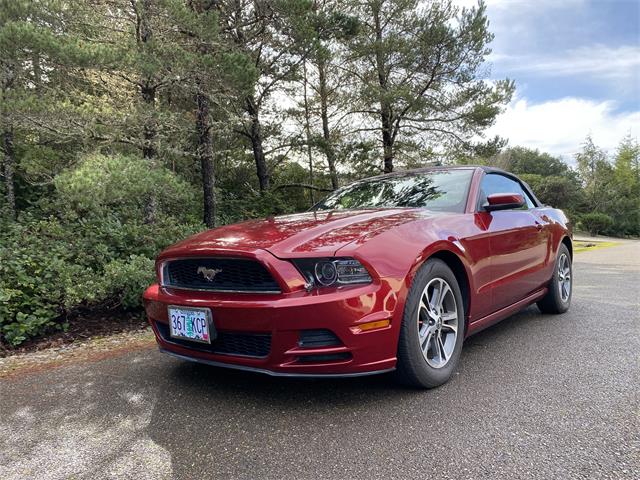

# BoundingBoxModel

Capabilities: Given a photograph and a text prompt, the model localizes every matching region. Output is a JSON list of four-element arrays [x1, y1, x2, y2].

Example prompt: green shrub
[[54, 153, 198, 222], [580, 212, 614, 236], [0, 153, 202, 346], [102, 255, 157, 309], [0, 219, 73, 345]]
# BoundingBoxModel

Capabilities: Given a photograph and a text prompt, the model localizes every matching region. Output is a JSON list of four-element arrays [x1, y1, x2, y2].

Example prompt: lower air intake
[[298, 329, 342, 347]]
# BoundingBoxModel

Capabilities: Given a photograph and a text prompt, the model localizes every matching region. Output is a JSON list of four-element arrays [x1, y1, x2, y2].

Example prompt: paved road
[[1, 242, 638, 480]]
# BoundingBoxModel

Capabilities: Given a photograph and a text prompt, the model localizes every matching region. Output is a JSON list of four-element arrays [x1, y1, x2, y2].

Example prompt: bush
[[580, 212, 614, 236], [0, 218, 77, 345], [102, 255, 157, 309], [0, 153, 202, 346], [54, 153, 198, 222]]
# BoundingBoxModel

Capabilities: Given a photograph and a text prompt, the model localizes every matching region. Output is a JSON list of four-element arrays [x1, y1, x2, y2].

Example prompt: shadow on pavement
[[148, 304, 543, 406], [143, 305, 548, 478]]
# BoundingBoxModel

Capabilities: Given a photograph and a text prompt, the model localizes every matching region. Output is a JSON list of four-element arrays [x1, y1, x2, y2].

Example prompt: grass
[[574, 240, 619, 253]]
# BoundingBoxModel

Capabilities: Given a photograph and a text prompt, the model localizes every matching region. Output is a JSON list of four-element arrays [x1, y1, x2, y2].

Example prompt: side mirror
[[484, 193, 525, 212]]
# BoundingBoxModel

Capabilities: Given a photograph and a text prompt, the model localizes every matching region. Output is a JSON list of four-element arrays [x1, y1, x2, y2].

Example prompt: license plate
[[168, 306, 214, 344]]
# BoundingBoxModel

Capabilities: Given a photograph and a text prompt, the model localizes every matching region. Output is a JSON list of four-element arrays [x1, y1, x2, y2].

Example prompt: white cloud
[[487, 96, 640, 160], [494, 45, 640, 87], [454, 0, 585, 10]]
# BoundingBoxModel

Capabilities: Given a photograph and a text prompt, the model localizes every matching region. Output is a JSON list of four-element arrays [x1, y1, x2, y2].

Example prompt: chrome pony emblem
[[197, 266, 223, 282]]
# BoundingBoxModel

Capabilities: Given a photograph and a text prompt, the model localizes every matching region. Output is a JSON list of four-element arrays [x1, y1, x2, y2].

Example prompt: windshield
[[314, 169, 473, 213]]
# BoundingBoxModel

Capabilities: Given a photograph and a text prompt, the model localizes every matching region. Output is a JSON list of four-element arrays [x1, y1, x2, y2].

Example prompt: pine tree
[[611, 135, 640, 235], [179, 0, 255, 227], [215, 0, 312, 191], [0, 0, 110, 218], [576, 136, 612, 212], [347, 0, 514, 173], [302, 1, 358, 190]]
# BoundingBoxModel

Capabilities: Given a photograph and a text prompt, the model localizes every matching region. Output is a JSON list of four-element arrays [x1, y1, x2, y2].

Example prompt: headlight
[[292, 258, 372, 287]]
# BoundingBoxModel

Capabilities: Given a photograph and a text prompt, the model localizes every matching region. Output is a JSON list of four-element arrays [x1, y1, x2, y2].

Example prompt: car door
[[475, 173, 550, 312]]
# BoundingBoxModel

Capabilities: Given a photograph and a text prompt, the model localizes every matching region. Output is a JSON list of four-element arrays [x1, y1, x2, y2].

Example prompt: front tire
[[537, 243, 572, 314], [395, 259, 465, 388]]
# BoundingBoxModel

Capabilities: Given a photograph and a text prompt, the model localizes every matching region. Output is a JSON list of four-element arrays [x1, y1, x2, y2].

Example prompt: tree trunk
[[2, 58, 16, 219], [245, 96, 269, 191], [2, 129, 16, 219], [381, 107, 394, 173], [141, 84, 157, 160], [187, 1, 216, 227], [141, 83, 158, 224], [32, 54, 42, 89], [138, 0, 158, 223], [139, 1, 156, 159], [302, 61, 315, 205], [196, 88, 216, 228], [373, 4, 394, 173], [317, 57, 338, 189]]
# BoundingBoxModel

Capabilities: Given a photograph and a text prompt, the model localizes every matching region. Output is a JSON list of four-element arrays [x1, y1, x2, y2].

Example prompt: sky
[[454, 0, 640, 161]]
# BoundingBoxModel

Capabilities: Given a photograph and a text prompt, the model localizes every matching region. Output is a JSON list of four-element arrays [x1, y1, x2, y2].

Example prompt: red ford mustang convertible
[[143, 166, 572, 387]]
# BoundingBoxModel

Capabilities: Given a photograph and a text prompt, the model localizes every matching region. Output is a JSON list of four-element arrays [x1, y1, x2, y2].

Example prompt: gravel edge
[[0, 328, 156, 379]]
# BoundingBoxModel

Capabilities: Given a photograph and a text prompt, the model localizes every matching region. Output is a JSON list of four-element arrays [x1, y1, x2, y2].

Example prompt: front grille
[[163, 257, 280, 293], [155, 322, 271, 358]]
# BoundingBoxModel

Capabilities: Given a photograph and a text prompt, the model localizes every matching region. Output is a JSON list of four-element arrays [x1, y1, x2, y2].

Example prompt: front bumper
[[143, 278, 403, 376]]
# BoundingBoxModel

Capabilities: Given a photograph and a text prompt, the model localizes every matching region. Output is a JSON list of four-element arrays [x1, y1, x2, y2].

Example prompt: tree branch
[[275, 183, 333, 192]]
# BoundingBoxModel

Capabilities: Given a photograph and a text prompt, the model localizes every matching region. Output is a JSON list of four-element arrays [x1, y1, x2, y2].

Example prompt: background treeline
[[461, 137, 640, 238], [0, 0, 638, 346]]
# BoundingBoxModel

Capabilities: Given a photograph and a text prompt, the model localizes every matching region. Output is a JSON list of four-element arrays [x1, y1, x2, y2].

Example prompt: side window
[[478, 173, 534, 210], [521, 187, 536, 208]]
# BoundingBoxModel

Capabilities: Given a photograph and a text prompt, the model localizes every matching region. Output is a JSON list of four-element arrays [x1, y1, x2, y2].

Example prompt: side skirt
[[466, 288, 548, 337]]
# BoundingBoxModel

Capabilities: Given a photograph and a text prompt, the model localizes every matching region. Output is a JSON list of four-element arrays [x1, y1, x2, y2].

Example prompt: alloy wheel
[[558, 253, 571, 302], [417, 277, 459, 369]]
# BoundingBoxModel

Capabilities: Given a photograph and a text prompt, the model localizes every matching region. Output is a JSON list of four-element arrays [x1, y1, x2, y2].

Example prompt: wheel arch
[[561, 236, 573, 259], [425, 249, 471, 326]]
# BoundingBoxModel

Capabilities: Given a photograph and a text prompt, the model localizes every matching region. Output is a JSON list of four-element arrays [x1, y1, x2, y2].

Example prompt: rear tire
[[395, 259, 465, 389], [537, 243, 572, 314]]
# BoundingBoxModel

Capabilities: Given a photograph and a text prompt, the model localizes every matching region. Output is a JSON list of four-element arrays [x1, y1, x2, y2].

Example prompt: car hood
[[160, 208, 430, 259]]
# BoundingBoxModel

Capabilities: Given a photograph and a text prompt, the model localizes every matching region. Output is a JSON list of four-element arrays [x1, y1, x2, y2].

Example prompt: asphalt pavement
[[1, 241, 638, 480]]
